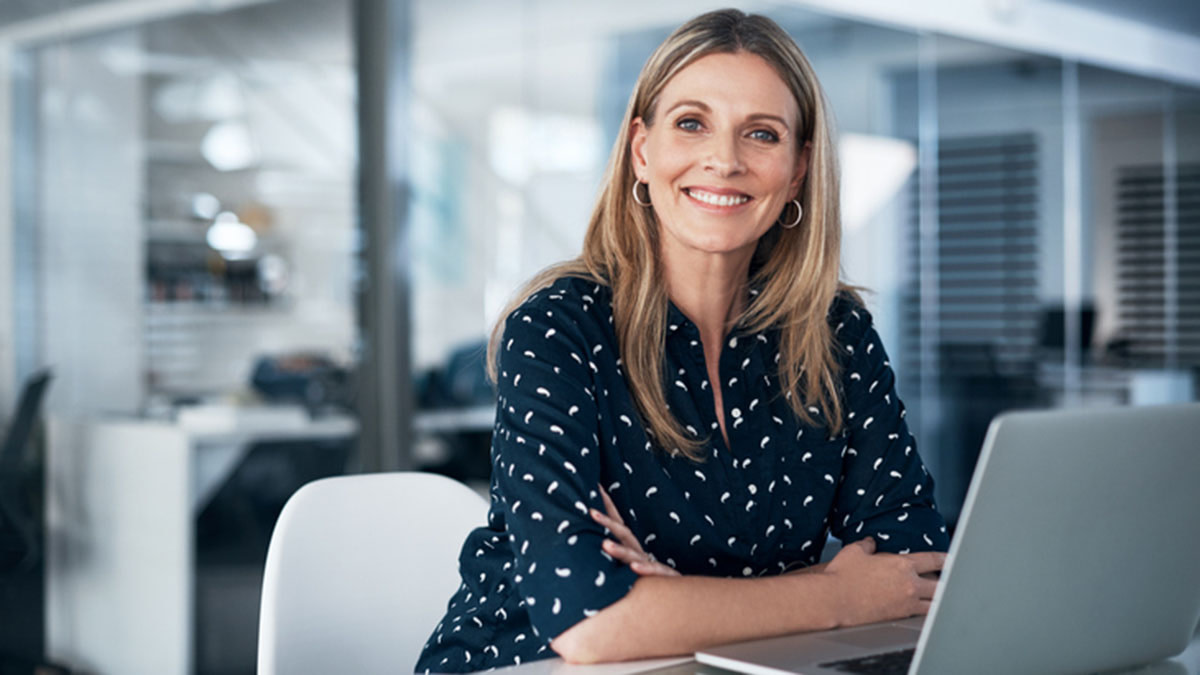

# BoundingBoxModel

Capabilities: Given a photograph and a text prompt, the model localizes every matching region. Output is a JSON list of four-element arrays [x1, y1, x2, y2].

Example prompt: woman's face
[[630, 51, 809, 261]]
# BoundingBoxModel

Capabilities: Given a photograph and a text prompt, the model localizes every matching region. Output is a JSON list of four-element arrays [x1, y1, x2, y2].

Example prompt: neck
[[660, 242, 754, 345]]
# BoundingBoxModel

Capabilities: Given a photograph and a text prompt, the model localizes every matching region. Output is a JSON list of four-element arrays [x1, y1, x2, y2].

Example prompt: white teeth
[[688, 189, 748, 206]]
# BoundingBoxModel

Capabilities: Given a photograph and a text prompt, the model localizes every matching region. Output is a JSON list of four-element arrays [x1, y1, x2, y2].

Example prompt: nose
[[703, 132, 745, 177]]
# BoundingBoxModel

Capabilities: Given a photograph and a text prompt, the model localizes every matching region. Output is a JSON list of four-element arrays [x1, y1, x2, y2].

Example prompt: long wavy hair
[[487, 8, 860, 461]]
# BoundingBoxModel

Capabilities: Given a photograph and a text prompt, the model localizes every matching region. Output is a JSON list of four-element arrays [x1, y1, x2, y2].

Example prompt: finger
[[906, 551, 947, 575], [590, 509, 641, 551], [598, 487, 625, 527], [916, 577, 938, 600], [589, 507, 613, 529], [854, 536, 876, 555], [592, 509, 642, 552], [631, 560, 681, 577], [589, 508, 616, 537], [601, 538, 644, 565], [914, 600, 932, 616]]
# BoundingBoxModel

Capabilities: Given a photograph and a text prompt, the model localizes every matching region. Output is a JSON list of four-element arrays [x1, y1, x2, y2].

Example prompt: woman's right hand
[[590, 486, 681, 577], [820, 536, 945, 627]]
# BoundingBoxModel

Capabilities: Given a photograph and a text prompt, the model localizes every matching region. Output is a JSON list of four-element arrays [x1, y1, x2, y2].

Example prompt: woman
[[415, 9, 948, 673]]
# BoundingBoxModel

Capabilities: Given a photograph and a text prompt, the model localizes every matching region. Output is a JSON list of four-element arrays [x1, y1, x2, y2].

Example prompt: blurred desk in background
[[44, 407, 355, 675]]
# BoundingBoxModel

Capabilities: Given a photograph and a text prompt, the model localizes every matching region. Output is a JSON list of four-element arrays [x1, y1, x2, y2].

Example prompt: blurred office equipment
[[257, 472, 487, 675], [250, 353, 355, 415], [45, 408, 356, 675], [414, 340, 495, 485]]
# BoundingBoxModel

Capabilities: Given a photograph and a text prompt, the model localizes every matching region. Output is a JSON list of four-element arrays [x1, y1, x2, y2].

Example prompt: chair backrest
[[0, 369, 53, 470], [257, 472, 488, 674], [0, 368, 53, 572]]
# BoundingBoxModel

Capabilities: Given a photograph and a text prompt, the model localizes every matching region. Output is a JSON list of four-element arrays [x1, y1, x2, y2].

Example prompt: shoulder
[[505, 275, 611, 331], [499, 275, 612, 364], [827, 288, 874, 348]]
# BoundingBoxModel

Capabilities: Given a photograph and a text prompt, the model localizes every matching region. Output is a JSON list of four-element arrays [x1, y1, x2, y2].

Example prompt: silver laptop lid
[[913, 403, 1200, 674]]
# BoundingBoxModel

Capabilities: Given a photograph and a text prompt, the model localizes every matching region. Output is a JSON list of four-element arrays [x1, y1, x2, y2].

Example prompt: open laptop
[[696, 403, 1200, 675]]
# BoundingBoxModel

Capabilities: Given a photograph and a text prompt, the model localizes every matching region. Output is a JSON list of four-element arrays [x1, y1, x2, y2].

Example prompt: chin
[[680, 232, 760, 256]]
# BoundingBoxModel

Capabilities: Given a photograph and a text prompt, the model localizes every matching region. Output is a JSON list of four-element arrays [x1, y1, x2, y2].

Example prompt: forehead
[[658, 51, 799, 124]]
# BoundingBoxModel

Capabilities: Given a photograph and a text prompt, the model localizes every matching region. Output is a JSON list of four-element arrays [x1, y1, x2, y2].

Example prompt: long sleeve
[[490, 297, 639, 642], [829, 306, 949, 554]]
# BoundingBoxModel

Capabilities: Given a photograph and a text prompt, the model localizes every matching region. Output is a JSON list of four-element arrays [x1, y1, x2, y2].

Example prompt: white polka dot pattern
[[414, 278, 948, 673]]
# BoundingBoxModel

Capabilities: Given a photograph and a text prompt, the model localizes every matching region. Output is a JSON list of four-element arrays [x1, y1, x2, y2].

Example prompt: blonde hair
[[487, 8, 860, 461]]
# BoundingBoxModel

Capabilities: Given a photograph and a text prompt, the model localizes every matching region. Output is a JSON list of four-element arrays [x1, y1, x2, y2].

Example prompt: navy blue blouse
[[414, 276, 948, 673]]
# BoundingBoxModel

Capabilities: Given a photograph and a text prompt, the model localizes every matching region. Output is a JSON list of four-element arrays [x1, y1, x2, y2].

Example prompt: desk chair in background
[[257, 472, 488, 674], [0, 369, 53, 573], [0, 369, 66, 673]]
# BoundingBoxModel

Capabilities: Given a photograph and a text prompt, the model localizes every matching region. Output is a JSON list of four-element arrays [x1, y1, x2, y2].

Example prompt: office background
[[0, 0, 1197, 673]]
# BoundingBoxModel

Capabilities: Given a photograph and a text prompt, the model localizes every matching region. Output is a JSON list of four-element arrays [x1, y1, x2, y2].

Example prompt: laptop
[[696, 403, 1200, 675]]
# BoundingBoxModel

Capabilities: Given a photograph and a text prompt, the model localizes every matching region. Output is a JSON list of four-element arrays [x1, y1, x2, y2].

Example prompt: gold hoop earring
[[632, 180, 652, 207], [779, 199, 803, 229]]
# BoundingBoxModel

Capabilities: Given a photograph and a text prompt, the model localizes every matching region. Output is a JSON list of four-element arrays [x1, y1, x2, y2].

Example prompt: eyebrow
[[663, 99, 792, 129]]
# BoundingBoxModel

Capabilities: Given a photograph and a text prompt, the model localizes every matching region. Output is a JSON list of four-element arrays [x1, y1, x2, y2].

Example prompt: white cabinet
[[45, 410, 355, 675]]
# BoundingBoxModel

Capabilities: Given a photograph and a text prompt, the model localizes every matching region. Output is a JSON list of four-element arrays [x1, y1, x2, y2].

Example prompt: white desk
[[44, 409, 356, 675], [487, 629, 1200, 675]]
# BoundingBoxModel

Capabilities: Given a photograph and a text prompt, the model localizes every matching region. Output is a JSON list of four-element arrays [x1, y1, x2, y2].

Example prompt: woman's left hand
[[591, 486, 680, 577]]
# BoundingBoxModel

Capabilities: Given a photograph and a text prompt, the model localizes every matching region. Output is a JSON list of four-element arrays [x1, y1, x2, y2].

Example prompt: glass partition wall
[[5, 0, 1198, 672], [1080, 69, 1200, 401], [404, 0, 1199, 528], [13, 0, 359, 418], [404, 1, 930, 487], [6, 1, 359, 672]]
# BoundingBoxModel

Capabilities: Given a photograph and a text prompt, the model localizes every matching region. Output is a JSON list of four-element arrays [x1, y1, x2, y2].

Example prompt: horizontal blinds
[[1114, 163, 1200, 365], [903, 132, 1041, 379]]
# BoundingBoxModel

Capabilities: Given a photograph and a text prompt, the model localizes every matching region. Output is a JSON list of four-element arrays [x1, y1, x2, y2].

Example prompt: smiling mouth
[[684, 187, 752, 207]]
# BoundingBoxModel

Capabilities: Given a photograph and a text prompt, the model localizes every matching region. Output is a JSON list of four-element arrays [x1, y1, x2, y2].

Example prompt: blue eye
[[750, 129, 780, 143], [676, 118, 702, 132]]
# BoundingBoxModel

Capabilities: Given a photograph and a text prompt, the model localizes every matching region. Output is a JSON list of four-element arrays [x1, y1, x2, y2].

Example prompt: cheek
[[752, 154, 798, 190], [648, 140, 690, 179]]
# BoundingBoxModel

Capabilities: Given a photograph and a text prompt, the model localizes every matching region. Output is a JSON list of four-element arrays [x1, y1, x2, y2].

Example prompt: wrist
[[814, 569, 848, 630]]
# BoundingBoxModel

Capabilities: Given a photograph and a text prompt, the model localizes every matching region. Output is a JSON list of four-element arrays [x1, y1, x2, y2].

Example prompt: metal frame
[[916, 31, 943, 487], [1062, 59, 1083, 402], [354, 0, 413, 471]]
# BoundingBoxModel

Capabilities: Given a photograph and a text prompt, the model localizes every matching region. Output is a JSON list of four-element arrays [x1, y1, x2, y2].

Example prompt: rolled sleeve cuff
[[515, 533, 639, 641]]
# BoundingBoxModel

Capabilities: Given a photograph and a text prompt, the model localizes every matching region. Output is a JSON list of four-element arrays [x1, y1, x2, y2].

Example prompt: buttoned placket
[[666, 302, 774, 568]]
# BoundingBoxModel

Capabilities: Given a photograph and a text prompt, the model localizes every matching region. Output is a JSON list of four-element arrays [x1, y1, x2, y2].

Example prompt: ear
[[789, 141, 812, 199], [629, 117, 650, 181]]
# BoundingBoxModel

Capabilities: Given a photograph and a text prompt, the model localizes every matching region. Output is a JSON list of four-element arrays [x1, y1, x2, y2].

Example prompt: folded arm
[[550, 570, 840, 663], [551, 537, 944, 664]]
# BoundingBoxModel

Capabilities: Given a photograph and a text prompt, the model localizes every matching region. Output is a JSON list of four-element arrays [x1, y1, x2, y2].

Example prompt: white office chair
[[257, 472, 488, 674]]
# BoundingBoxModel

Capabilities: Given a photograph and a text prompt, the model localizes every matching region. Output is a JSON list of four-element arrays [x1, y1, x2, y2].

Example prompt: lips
[[684, 187, 752, 207]]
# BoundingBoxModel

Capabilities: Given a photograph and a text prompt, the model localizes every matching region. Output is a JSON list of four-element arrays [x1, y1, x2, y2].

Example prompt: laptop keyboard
[[818, 647, 915, 674]]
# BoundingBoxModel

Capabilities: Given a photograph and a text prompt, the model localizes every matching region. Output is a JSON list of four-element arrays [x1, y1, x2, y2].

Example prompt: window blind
[[1113, 163, 1200, 366], [902, 132, 1041, 379]]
